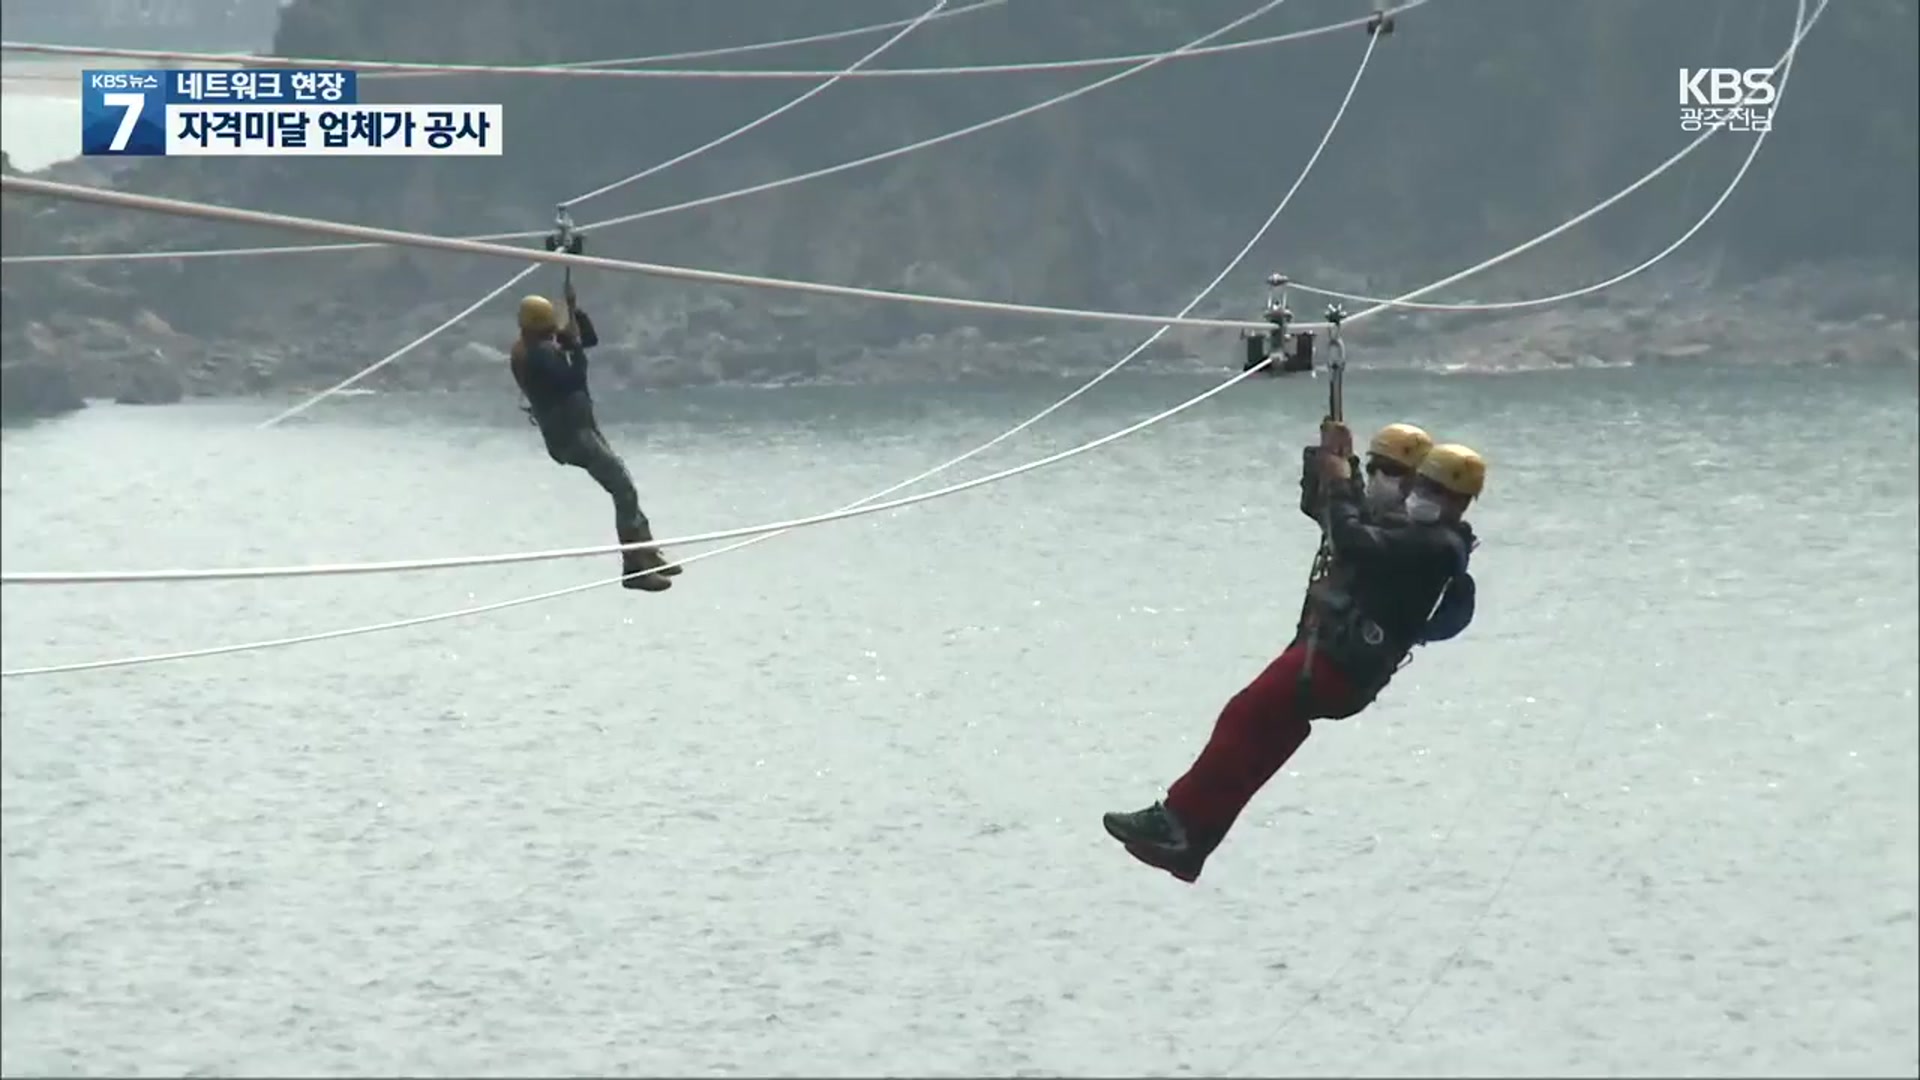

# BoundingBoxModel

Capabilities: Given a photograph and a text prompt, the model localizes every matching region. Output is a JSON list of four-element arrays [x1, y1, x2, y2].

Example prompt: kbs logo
[[1677, 68, 1776, 134], [1679, 68, 1777, 106]]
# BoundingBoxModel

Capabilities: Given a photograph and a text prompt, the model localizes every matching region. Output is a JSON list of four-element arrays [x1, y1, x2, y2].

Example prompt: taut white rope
[[0, 364, 1267, 674], [1309, 1, 1819, 324], [44, 0, 949, 528], [1222, 4, 1824, 1075], [254, 0, 955, 431], [2, 0, 1818, 593], [1287, 87, 1788, 314], [0, 174, 1281, 334], [1, 0, 1424, 266], [372, 0, 1005, 76], [0, 20, 1386, 678], [3, 2, 1814, 594], [1342, 12, 1823, 1067], [0, 363, 1261, 588], [2, 5, 1405, 83], [0, 1, 1003, 78], [558, 0, 963, 209], [1328, 0, 1812, 329], [0, 40, 1802, 589], [250, 266, 535, 431]]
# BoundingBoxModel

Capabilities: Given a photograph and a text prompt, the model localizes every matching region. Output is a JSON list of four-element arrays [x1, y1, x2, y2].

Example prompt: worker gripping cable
[[508, 206, 680, 592], [1106, 303, 1487, 883]]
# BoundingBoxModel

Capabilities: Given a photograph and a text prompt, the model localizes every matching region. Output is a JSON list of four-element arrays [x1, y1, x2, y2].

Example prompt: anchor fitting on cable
[[543, 203, 586, 255], [1366, 8, 1395, 36], [1324, 302, 1348, 327], [1240, 271, 1315, 377]]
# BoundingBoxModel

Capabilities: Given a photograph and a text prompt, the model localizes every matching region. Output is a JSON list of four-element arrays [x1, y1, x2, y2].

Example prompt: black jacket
[[1320, 481, 1475, 658], [510, 308, 600, 412]]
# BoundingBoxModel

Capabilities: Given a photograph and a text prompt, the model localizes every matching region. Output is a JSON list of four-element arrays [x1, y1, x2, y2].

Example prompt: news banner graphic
[[1678, 66, 1776, 133], [81, 68, 502, 156]]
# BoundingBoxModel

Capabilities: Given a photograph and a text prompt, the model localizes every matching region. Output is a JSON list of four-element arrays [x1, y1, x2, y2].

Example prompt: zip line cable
[[0, 361, 1262, 678], [0, 14, 1809, 594], [1218, 2, 1823, 1074], [257, 0, 956, 431], [0, 5, 1388, 679], [0, 0, 1314, 587], [1344, 5, 1823, 1070], [0, 174, 1284, 335], [1322, 98, 1792, 326], [4, 4, 1422, 84], [0, 15, 1846, 1079], [1288, 72, 1785, 320], [0, 0, 1420, 267], [33, 0, 954, 525], [3, 88, 1801, 677], [0, 1, 1003, 78], [564, 1, 967, 210], [373, 0, 1004, 75]]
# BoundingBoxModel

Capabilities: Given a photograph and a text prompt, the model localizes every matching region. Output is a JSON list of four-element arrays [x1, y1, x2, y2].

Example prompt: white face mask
[[1364, 473, 1404, 511], [1404, 492, 1446, 524]]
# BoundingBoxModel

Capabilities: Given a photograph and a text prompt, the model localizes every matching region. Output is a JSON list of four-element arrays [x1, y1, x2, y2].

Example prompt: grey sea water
[[2, 361, 1917, 1077]]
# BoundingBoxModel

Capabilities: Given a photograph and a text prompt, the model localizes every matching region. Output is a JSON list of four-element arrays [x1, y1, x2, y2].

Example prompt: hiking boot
[[1103, 802, 1207, 884], [618, 526, 673, 592], [624, 523, 681, 577], [652, 546, 683, 577]]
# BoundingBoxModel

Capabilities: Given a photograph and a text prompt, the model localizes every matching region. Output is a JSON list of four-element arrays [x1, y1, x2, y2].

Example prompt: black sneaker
[[1102, 802, 1206, 884]]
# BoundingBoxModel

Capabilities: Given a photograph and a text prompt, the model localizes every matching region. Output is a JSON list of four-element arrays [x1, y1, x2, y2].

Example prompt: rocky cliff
[[3, 0, 1915, 419]]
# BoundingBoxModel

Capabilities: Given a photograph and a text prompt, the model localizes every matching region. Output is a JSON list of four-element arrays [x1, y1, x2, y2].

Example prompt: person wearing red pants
[[1103, 426, 1487, 883]]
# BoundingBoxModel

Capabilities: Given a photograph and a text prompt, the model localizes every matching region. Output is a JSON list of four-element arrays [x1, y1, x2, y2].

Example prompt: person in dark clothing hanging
[[1287, 420, 1473, 640], [1297, 420, 1476, 639], [1103, 422, 1486, 883], [509, 285, 679, 592]]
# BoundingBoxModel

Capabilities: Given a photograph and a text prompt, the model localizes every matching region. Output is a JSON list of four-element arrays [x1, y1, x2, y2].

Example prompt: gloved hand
[[1319, 419, 1353, 457], [1315, 447, 1352, 484]]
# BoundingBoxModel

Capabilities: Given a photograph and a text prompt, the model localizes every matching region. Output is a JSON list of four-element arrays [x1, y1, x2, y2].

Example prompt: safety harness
[[1287, 298, 1474, 705], [519, 206, 592, 427]]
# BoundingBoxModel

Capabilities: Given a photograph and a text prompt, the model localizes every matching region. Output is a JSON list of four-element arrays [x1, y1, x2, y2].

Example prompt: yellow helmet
[[517, 294, 558, 334], [1367, 423, 1433, 470], [1417, 443, 1486, 498]]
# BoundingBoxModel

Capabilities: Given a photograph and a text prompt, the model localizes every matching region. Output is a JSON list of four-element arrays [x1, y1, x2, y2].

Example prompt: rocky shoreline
[[4, 0, 1912, 422], [3, 251, 1912, 423], [4, 144, 1914, 421]]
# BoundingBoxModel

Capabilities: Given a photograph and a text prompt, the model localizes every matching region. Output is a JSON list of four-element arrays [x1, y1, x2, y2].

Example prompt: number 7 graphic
[[102, 91, 145, 152]]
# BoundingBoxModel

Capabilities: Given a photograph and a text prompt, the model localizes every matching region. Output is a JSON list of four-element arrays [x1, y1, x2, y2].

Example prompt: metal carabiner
[[1323, 303, 1348, 421]]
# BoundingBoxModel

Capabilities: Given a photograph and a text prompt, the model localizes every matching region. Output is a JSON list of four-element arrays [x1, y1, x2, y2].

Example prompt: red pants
[[1165, 641, 1366, 844]]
